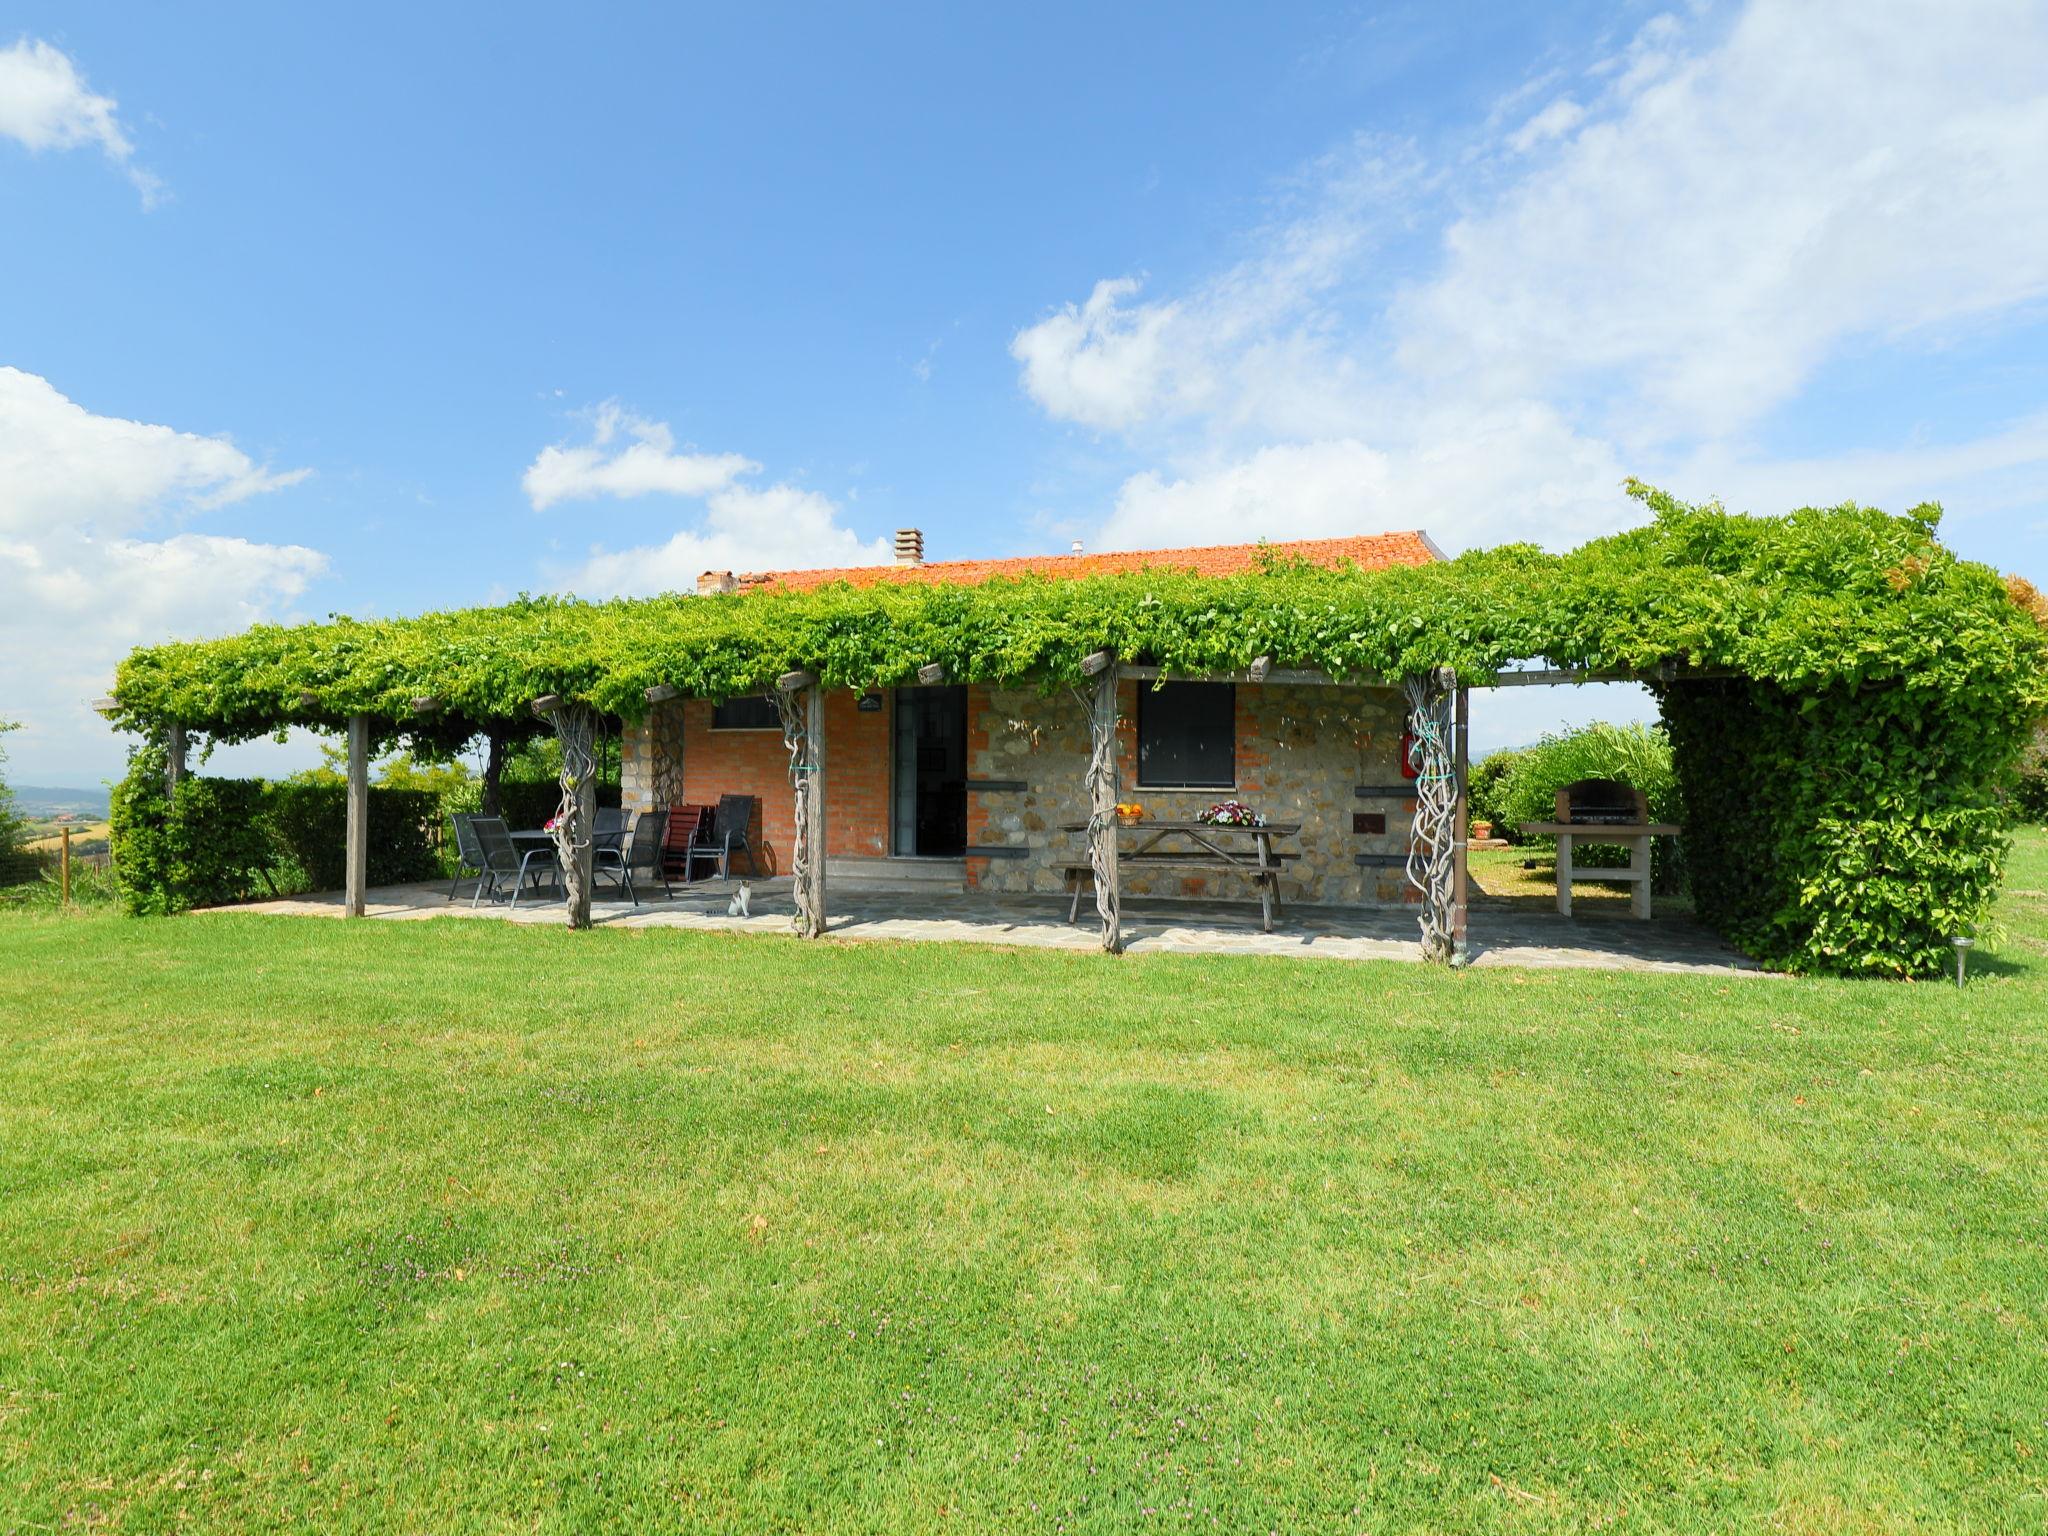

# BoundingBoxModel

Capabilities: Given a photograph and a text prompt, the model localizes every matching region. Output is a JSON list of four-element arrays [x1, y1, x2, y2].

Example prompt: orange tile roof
[[733, 531, 1439, 592]]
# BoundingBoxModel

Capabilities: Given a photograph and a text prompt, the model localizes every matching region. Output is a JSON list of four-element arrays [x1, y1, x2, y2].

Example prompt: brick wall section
[[621, 691, 893, 872]]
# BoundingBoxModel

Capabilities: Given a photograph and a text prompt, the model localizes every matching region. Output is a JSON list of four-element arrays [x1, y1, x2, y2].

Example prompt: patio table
[[508, 829, 561, 896], [1055, 819, 1302, 932]]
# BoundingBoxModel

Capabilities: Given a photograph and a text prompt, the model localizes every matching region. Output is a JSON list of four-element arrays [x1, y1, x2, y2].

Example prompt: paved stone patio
[[222, 873, 1762, 974]]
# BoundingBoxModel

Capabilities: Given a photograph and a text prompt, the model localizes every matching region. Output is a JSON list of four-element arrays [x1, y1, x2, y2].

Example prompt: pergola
[[100, 489, 2045, 977], [104, 650, 1720, 966]]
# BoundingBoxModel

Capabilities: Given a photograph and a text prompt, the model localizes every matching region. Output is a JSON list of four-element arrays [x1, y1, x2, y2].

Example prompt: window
[[1136, 682, 1234, 788], [711, 695, 781, 730]]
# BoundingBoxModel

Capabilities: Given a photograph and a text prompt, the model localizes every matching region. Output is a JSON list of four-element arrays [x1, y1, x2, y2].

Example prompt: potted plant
[[1470, 818, 1493, 841]]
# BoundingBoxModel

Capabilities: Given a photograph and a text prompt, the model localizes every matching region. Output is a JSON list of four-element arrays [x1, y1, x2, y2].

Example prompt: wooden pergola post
[[1080, 649, 1122, 954], [344, 713, 369, 918], [776, 671, 827, 938], [165, 722, 187, 798]]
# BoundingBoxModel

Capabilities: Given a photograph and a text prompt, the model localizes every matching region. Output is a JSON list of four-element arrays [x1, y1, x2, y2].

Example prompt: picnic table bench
[[1055, 819, 1302, 932]]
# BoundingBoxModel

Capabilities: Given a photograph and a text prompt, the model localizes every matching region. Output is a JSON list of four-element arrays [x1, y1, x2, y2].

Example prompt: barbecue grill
[[1519, 778, 1678, 921], [1553, 778, 1649, 827]]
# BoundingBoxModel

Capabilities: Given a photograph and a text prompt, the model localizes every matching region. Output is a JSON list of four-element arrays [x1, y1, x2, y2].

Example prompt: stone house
[[622, 529, 1440, 908]]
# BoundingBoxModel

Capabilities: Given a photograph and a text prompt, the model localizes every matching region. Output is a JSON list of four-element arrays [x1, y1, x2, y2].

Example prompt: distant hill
[[9, 785, 113, 819]]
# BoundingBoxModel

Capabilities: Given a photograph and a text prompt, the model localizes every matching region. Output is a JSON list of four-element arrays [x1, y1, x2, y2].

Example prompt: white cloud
[[1010, 139, 1424, 440], [0, 369, 320, 778], [1099, 406, 1628, 554], [0, 38, 162, 205], [535, 401, 889, 597], [1398, 2, 2048, 440], [0, 368, 307, 535], [1014, 0, 2048, 561], [566, 482, 889, 598], [1505, 96, 1585, 154], [522, 402, 757, 510]]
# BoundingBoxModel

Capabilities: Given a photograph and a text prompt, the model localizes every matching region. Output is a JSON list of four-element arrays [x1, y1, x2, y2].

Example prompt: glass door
[[892, 686, 967, 856]]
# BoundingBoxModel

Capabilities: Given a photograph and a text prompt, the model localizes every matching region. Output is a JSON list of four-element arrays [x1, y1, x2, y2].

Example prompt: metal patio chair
[[596, 808, 671, 905], [685, 794, 759, 881], [470, 815, 557, 909], [447, 812, 487, 901]]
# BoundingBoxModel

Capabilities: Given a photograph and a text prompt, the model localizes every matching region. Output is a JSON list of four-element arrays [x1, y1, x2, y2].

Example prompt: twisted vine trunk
[[550, 704, 599, 931], [1403, 669, 1460, 963], [776, 681, 826, 938], [1078, 664, 1122, 954]]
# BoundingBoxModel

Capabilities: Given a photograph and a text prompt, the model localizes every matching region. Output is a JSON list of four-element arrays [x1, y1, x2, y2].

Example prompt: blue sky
[[4, 1, 2046, 783]]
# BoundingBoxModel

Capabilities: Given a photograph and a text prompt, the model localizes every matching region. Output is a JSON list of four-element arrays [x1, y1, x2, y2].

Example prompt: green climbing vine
[[104, 485, 2048, 974]]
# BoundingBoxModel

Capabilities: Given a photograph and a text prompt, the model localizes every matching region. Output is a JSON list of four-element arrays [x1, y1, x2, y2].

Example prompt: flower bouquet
[[1200, 799, 1265, 827]]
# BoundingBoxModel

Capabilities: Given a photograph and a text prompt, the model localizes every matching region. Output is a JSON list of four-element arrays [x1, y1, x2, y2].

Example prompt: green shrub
[[1494, 723, 1684, 890], [111, 752, 273, 914], [1467, 748, 1526, 840]]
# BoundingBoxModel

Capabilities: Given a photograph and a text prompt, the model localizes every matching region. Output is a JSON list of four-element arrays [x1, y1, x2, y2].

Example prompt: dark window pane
[[1137, 682, 1234, 788], [711, 695, 781, 730]]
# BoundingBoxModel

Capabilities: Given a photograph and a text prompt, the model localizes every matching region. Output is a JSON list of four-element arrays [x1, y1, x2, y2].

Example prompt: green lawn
[[2, 836, 2045, 1532]]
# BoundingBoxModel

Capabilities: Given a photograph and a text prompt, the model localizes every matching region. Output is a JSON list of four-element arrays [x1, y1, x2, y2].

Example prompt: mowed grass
[[1, 838, 2045, 1532]]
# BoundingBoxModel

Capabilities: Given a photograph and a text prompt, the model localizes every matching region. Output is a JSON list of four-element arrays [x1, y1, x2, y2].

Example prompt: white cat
[[727, 882, 752, 919]]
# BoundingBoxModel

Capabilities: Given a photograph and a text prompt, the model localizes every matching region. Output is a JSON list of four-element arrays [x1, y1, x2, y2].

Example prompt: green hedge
[[266, 782, 443, 892], [1662, 681, 2012, 975], [110, 750, 441, 914]]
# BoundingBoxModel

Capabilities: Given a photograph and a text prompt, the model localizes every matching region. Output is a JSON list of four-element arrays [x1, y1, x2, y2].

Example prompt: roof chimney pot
[[894, 528, 924, 566], [696, 570, 737, 596]]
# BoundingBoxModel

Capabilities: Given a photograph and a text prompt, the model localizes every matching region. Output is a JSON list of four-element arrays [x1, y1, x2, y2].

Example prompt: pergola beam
[[644, 683, 679, 704], [1484, 663, 1718, 688], [916, 662, 946, 686]]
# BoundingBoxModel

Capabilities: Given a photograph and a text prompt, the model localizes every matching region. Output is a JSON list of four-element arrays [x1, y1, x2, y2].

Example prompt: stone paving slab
[[219, 874, 1762, 975]]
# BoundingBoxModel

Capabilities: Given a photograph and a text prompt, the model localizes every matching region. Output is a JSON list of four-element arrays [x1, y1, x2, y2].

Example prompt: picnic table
[[1055, 818, 1302, 932]]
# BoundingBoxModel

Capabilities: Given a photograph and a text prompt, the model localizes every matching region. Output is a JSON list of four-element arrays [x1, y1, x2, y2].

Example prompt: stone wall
[[966, 680, 1415, 907]]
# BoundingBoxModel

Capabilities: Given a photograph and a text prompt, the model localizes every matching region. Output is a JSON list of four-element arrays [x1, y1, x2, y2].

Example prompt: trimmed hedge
[[266, 782, 442, 893]]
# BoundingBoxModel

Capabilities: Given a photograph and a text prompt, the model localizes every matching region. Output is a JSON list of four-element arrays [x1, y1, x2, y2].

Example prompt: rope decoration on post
[[547, 702, 599, 930], [774, 686, 822, 938], [1403, 669, 1459, 963]]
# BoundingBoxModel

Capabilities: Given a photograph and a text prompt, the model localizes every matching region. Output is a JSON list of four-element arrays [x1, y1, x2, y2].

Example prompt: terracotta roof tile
[[735, 531, 1439, 592]]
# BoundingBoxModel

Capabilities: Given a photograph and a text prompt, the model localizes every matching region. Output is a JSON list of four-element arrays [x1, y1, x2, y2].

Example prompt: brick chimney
[[894, 528, 924, 566], [697, 570, 737, 595]]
